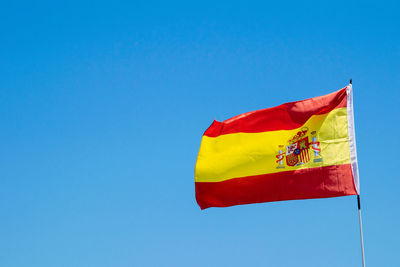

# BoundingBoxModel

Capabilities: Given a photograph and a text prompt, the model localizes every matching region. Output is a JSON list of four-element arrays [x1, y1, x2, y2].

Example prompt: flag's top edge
[[224, 87, 346, 124], [204, 87, 347, 137]]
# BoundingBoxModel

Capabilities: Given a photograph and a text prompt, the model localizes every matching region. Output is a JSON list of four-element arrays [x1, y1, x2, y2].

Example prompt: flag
[[194, 85, 359, 209]]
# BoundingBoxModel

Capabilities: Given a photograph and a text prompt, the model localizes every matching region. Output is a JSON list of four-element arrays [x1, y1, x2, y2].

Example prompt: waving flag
[[195, 85, 359, 209]]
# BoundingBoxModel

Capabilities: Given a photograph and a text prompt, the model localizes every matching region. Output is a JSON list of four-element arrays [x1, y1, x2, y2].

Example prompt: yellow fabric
[[195, 107, 351, 182]]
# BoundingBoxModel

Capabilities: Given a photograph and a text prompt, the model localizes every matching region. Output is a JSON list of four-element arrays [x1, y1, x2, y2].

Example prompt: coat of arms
[[276, 127, 322, 168]]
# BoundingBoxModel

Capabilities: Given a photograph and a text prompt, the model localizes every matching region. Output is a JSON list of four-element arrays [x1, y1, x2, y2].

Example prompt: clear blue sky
[[1, 1, 399, 266]]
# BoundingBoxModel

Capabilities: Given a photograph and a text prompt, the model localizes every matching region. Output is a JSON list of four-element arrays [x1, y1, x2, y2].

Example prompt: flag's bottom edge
[[195, 164, 357, 209]]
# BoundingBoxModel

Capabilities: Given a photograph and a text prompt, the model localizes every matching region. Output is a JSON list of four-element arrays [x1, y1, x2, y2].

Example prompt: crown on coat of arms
[[288, 127, 308, 144]]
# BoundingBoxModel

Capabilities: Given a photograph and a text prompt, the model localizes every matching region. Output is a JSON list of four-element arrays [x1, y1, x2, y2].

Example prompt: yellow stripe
[[195, 107, 350, 182]]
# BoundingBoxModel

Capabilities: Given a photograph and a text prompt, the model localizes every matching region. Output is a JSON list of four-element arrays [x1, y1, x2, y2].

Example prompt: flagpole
[[350, 78, 365, 266], [357, 195, 366, 267]]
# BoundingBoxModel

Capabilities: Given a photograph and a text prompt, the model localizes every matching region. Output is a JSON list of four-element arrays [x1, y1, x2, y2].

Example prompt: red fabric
[[195, 164, 357, 209], [204, 87, 347, 137]]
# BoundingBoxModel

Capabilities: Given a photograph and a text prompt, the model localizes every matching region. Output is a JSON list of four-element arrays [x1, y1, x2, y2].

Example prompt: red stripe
[[204, 87, 347, 137], [195, 164, 357, 209]]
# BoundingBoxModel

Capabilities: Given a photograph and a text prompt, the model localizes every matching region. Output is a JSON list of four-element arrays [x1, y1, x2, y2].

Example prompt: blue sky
[[1, 1, 399, 266]]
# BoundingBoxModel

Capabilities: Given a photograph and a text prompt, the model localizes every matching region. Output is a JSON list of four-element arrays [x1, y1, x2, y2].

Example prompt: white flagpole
[[349, 79, 365, 266], [357, 195, 366, 267]]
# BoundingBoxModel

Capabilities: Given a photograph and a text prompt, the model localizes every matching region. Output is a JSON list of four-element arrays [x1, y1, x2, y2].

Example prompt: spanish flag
[[195, 85, 359, 209]]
